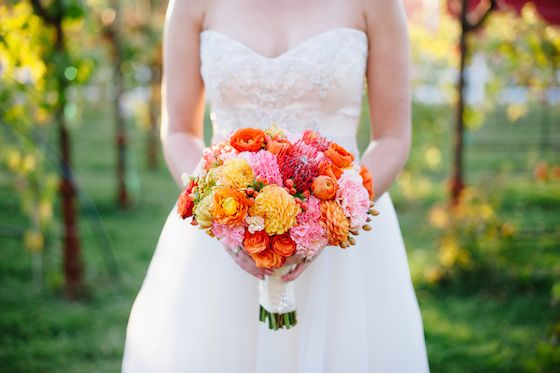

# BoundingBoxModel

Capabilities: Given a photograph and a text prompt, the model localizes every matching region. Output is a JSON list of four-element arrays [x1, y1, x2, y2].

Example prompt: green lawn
[[0, 100, 558, 372]]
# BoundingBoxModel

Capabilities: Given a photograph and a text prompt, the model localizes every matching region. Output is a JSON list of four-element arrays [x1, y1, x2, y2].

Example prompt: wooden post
[[30, 0, 85, 298], [110, 0, 130, 208], [449, 0, 496, 206]]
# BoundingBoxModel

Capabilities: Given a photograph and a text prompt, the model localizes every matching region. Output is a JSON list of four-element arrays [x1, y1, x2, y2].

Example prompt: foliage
[[0, 2, 59, 253], [425, 187, 519, 288], [524, 321, 560, 372], [408, 2, 460, 95], [476, 3, 560, 122], [409, 3, 560, 127]]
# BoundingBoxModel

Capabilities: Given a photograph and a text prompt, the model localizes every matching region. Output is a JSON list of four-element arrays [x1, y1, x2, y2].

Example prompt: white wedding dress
[[122, 27, 430, 372]]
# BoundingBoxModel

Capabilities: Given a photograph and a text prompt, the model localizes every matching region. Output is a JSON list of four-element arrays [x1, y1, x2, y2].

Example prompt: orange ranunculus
[[212, 187, 250, 225], [266, 138, 292, 155], [243, 230, 269, 254], [318, 160, 343, 180], [270, 233, 296, 257], [324, 143, 354, 169], [311, 175, 338, 200], [251, 249, 285, 269], [359, 165, 375, 200], [230, 128, 266, 152]]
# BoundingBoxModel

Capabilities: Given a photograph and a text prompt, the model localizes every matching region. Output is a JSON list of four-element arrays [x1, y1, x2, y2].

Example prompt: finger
[[238, 255, 269, 279], [239, 253, 274, 276], [242, 263, 264, 280], [281, 262, 309, 282], [285, 255, 303, 265]]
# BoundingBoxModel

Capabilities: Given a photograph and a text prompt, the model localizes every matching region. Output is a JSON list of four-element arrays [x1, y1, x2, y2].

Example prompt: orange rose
[[266, 138, 291, 155], [243, 230, 269, 254], [230, 128, 266, 152], [324, 143, 354, 169], [251, 249, 285, 269], [319, 160, 343, 180], [311, 175, 338, 200], [359, 165, 374, 200], [212, 187, 250, 225], [270, 233, 296, 257]]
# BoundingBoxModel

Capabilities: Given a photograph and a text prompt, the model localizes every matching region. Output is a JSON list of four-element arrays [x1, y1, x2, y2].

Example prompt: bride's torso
[[199, 0, 369, 157]]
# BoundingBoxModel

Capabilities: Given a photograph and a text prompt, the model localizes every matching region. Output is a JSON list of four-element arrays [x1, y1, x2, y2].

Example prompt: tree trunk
[[112, 0, 130, 208], [449, 0, 496, 206], [147, 61, 161, 170], [450, 0, 468, 206], [54, 18, 85, 299]]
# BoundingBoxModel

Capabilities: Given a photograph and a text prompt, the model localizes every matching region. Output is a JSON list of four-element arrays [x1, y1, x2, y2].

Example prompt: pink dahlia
[[336, 169, 371, 231], [290, 196, 327, 258], [238, 150, 283, 186], [211, 222, 245, 249]]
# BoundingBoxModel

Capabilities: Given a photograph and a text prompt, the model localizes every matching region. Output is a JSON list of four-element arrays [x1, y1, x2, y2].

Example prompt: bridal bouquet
[[177, 126, 378, 330]]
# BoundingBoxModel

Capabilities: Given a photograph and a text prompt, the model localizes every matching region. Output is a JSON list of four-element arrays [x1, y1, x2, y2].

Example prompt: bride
[[122, 0, 430, 371]]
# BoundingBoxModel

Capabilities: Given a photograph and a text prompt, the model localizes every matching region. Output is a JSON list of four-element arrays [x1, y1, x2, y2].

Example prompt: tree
[[448, 0, 497, 206]]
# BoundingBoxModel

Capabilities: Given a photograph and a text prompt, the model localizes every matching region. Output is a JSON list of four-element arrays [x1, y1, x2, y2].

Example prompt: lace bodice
[[199, 27, 369, 156]]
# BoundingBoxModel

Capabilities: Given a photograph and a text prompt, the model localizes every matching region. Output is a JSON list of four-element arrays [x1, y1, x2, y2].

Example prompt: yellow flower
[[250, 185, 300, 235], [220, 158, 254, 190], [194, 194, 214, 229], [212, 187, 250, 226]]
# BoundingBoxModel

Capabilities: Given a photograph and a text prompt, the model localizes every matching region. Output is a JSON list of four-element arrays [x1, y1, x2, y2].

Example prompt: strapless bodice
[[199, 27, 369, 156]]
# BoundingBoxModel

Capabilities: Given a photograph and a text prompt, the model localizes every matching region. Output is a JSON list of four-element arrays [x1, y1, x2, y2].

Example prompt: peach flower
[[311, 175, 338, 200]]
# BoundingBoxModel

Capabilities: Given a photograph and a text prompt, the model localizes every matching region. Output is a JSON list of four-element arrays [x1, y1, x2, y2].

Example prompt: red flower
[[277, 140, 322, 192], [177, 189, 194, 219], [177, 181, 196, 219]]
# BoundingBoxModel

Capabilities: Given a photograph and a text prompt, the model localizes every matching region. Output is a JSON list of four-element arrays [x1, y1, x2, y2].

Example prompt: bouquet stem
[[259, 305, 297, 330], [258, 265, 297, 330]]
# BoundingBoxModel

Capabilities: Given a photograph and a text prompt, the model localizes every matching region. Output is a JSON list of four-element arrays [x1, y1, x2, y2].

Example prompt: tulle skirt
[[121, 192, 430, 372]]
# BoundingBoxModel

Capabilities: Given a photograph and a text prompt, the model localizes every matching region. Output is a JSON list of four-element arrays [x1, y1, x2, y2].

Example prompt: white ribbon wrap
[[258, 265, 296, 314]]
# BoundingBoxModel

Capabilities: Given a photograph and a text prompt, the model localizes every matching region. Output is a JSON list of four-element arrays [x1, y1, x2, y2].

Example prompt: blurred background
[[0, 0, 558, 371]]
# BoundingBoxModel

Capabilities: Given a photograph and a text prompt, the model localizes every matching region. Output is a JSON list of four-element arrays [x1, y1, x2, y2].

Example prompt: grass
[[0, 100, 559, 372]]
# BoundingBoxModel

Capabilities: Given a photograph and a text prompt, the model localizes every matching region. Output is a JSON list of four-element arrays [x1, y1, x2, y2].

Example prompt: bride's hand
[[281, 251, 322, 282], [224, 245, 273, 280]]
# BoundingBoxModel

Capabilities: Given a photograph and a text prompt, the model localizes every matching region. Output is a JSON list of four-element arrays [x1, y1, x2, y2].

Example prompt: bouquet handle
[[258, 265, 297, 330]]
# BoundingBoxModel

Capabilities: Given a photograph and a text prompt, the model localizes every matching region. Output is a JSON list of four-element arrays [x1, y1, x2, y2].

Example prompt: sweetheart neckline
[[200, 27, 367, 61]]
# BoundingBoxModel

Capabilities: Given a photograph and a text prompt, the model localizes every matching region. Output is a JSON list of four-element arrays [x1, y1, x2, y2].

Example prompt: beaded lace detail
[[199, 27, 369, 156]]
